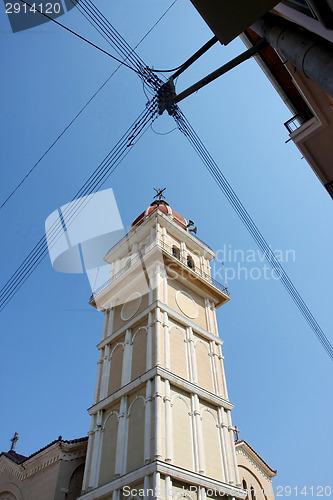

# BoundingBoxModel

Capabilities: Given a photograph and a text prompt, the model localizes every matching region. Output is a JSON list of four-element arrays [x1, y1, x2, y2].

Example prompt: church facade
[[0, 197, 276, 500]]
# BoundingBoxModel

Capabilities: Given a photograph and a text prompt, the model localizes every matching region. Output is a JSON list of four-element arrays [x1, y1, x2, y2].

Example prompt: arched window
[[172, 246, 180, 259], [67, 463, 85, 499], [242, 480, 249, 500], [250, 487, 256, 500], [187, 255, 194, 269]]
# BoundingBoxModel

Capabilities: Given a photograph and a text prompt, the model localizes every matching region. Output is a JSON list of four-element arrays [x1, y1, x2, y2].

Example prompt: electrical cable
[[0, 105, 154, 309], [0, 99, 158, 311], [70, 0, 163, 91], [6, 0, 327, 361], [171, 107, 333, 361], [1, 67, 118, 212], [16, 0, 144, 76], [1, 0, 175, 211], [0, 103, 156, 310], [150, 122, 178, 136], [0, 0, 181, 308]]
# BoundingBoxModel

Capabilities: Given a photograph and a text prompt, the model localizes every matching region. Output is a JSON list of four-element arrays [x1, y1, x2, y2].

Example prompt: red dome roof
[[132, 202, 187, 230]]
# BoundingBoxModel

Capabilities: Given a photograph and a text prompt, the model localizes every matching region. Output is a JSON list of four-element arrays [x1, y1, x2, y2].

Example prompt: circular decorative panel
[[121, 291, 142, 321], [175, 290, 198, 319]]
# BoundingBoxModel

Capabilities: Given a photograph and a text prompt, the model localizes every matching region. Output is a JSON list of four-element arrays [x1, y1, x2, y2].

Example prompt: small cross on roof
[[153, 187, 166, 200], [10, 432, 19, 451]]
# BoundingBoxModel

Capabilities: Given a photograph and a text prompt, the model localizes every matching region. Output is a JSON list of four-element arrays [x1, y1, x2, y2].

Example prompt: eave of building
[[187, 0, 333, 196], [241, 28, 313, 119], [188, 0, 280, 45], [241, 25, 333, 193], [79, 460, 246, 500], [162, 249, 230, 307], [91, 241, 229, 311], [0, 438, 87, 480], [88, 365, 234, 416], [240, 27, 333, 193], [235, 440, 277, 479], [279, 66, 333, 189]]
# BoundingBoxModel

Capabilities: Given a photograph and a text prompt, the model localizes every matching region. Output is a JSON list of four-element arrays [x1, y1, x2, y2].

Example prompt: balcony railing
[[284, 112, 313, 133], [90, 239, 230, 302], [157, 240, 230, 296]]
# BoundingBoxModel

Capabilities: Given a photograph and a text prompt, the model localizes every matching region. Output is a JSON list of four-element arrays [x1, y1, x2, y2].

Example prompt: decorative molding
[[121, 292, 142, 321], [236, 446, 275, 480], [78, 460, 246, 500], [0, 441, 86, 482], [237, 448, 268, 479], [88, 366, 234, 415], [175, 291, 199, 319], [97, 300, 223, 352]]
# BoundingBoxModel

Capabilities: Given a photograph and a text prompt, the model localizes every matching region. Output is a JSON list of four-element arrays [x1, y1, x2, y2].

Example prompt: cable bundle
[[1, 0, 331, 362], [172, 108, 333, 361], [68, 0, 164, 93], [0, 99, 158, 311]]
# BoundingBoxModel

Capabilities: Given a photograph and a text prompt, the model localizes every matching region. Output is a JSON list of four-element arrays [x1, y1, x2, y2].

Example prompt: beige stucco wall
[[108, 338, 125, 396], [99, 412, 118, 486], [236, 446, 276, 500], [126, 392, 146, 474], [131, 328, 147, 381], [169, 323, 188, 380], [167, 280, 207, 331], [194, 335, 214, 393], [83, 212, 239, 496], [0, 448, 86, 500], [113, 290, 149, 334], [201, 407, 223, 480]]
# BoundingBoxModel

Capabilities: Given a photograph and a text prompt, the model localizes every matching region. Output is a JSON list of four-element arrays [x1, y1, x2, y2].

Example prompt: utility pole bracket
[[157, 78, 176, 115]]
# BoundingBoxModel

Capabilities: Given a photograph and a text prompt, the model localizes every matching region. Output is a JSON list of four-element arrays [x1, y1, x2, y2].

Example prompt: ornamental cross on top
[[153, 187, 166, 200]]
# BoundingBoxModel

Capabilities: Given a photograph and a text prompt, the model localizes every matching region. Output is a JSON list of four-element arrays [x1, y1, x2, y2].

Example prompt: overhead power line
[[1, 0, 177, 212], [170, 107, 333, 362], [67, 0, 163, 92], [0, 99, 158, 311], [4, 0, 331, 362], [17, 0, 144, 76], [1, 0, 176, 308]]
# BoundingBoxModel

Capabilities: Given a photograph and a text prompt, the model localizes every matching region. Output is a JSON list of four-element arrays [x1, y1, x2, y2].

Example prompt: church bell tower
[[79, 193, 245, 500]]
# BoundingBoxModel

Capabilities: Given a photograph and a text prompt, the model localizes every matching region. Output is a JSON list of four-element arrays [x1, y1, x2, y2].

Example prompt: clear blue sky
[[0, 0, 332, 497]]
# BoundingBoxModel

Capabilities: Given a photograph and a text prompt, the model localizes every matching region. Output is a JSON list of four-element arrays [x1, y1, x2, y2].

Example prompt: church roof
[[0, 436, 88, 465], [131, 200, 187, 230], [0, 450, 27, 464], [235, 439, 277, 477]]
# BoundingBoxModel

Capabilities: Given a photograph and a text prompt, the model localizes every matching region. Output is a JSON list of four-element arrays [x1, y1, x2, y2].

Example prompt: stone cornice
[[88, 366, 233, 415], [160, 301, 223, 345], [0, 441, 87, 481], [235, 441, 276, 479], [97, 300, 223, 351], [79, 460, 245, 500]]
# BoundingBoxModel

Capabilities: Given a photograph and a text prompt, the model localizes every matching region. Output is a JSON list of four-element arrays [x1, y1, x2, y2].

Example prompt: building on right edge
[[188, 0, 333, 199]]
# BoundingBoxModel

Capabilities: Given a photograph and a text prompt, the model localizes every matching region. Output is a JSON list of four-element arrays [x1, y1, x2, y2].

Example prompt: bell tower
[[79, 193, 245, 500]]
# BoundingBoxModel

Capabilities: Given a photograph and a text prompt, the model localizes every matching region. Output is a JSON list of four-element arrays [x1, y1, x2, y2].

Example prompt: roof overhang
[[236, 440, 277, 478], [188, 0, 280, 45]]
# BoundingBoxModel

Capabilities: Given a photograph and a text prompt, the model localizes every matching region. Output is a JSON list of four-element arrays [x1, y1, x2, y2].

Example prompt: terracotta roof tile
[[0, 450, 27, 464]]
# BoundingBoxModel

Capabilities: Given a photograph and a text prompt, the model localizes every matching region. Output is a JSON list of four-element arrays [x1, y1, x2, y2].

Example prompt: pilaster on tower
[[79, 194, 245, 500]]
